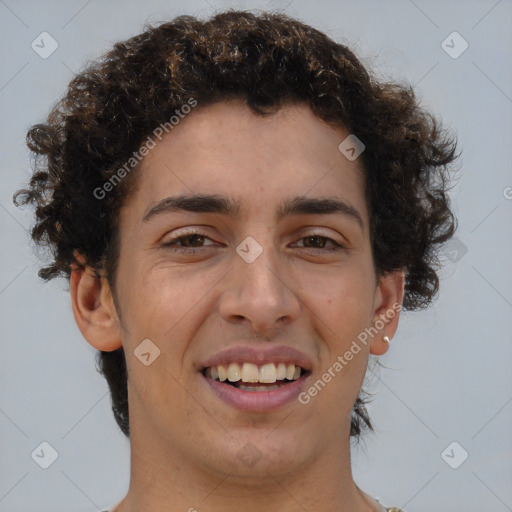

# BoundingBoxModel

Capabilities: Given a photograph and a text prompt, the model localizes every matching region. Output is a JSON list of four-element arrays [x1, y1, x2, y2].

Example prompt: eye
[[293, 234, 345, 252], [159, 230, 345, 255], [160, 230, 217, 253]]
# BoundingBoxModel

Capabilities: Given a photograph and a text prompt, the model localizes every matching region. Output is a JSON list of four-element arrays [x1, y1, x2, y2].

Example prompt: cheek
[[118, 267, 213, 420], [296, 260, 376, 402], [116, 261, 224, 348], [298, 260, 376, 328]]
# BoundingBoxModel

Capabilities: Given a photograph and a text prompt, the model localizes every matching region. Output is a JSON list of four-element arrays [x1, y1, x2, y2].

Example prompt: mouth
[[202, 362, 309, 391], [200, 362, 311, 412]]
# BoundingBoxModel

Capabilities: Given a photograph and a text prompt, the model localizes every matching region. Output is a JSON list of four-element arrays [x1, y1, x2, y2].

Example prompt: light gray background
[[1, 0, 511, 511]]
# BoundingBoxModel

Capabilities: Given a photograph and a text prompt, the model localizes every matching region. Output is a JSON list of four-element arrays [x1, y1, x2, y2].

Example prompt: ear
[[369, 270, 405, 356], [70, 252, 122, 351]]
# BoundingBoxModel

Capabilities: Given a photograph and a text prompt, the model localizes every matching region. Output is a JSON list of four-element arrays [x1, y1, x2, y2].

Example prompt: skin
[[71, 100, 404, 512]]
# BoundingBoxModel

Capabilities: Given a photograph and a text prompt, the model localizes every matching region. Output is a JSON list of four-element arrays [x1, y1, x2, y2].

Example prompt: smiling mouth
[[202, 362, 308, 391]]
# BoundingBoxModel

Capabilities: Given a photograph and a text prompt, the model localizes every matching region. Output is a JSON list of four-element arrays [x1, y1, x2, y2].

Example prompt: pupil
[[185, 234, 203, 246], [305, 236, 324, 248]]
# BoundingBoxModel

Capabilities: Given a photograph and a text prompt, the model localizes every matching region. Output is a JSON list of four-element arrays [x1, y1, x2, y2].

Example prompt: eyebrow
[[142, 193, 364, 228]]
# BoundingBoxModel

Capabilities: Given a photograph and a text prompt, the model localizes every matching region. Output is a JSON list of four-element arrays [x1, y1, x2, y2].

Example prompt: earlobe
[[70, 255, 122, 352], [369, 270, 405, 356]]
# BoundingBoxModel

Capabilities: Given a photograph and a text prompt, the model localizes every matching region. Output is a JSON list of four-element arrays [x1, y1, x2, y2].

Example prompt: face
[[97, 101, 399, 480]]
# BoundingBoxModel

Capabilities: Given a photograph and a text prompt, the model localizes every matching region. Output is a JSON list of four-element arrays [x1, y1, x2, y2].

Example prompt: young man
[[15, 10, 458, 512]]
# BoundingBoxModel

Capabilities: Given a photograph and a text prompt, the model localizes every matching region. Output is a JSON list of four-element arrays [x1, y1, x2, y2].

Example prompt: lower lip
[[202, 374, 309, 413]]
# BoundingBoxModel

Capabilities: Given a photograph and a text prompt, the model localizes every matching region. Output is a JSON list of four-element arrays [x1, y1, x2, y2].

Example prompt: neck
[[114, 421, 383, 512]]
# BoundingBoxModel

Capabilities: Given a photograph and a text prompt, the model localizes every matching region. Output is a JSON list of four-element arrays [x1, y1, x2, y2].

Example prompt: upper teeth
[[205, 362, 302, 383]]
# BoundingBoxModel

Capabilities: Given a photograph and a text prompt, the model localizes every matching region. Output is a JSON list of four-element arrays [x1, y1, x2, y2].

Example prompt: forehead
[[125, 100, 368, 224]]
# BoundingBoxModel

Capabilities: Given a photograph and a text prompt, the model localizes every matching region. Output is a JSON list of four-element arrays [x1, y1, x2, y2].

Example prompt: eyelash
[[160, 230, 345, 254]]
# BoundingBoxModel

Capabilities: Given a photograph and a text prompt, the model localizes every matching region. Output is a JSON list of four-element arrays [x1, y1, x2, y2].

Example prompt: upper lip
[[200, 345, 313, 372]]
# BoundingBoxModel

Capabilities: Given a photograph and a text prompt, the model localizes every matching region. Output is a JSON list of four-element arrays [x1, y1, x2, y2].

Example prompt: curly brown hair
[[14, 10, 459, 440]]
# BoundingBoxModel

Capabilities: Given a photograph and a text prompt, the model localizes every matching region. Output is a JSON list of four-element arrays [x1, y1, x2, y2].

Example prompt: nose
[[218, 241, 301, 333]]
